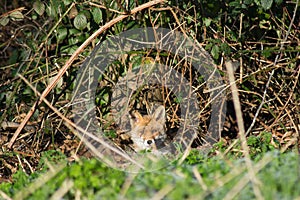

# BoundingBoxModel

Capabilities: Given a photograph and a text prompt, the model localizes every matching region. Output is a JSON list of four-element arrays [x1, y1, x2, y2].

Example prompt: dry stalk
[[225, 60, 263, 200]]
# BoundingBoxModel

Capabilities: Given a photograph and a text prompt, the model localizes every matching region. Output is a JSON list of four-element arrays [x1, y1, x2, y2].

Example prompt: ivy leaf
[[261, 0, 273, 10], [74, 13, 87, 30], [33, 0, 45, 16]]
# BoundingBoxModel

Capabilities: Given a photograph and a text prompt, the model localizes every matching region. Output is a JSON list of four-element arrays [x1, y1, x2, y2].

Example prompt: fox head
[[129, 105, 166, 152]]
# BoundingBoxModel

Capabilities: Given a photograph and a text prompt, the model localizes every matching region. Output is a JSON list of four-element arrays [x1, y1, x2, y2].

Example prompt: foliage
[[1, 146, 300, 199], [0, 0, 299, 199]]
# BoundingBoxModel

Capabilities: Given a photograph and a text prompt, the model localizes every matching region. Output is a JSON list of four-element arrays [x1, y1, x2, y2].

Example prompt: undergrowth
[[1, 140, 299, 199]]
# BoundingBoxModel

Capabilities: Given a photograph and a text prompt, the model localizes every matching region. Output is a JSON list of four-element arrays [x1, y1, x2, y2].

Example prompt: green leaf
[[57, 27, 68, 41], [33, 0, 45, 16], [9, 11, 24, 21], [0, 17, 9, 26], [254, 0, 260, 6], [211, 45, 220, 60], [261, 0, 273, 10], [74, 13, 87, 30], [63, 0, 73, 5], [46, 3, 57, 18], [68, 28, 80, 36], [203, 18, 212, 27], [220, 43, 231, 55], [229, 1, 240, 7], [92, 7, 102, 24], [262, 47, 272, 58]]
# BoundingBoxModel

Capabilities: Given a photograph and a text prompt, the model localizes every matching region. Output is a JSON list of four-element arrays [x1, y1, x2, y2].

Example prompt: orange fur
[[129, 106, 166, 152]]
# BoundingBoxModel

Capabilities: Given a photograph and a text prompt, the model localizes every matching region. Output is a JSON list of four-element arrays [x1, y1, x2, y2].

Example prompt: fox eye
[[146, 140, 152, 145]]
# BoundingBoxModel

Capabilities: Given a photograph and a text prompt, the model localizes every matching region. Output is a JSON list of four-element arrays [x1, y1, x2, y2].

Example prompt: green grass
[[1, 143, 299, 200]]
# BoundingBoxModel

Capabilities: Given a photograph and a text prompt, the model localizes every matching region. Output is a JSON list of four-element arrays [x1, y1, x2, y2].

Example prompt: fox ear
[[130, 110, 143, 125], [153, 105, 165, 123]]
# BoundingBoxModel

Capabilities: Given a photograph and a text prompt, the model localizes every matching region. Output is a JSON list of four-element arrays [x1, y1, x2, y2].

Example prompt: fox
[[129, 105, 167, 153]]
